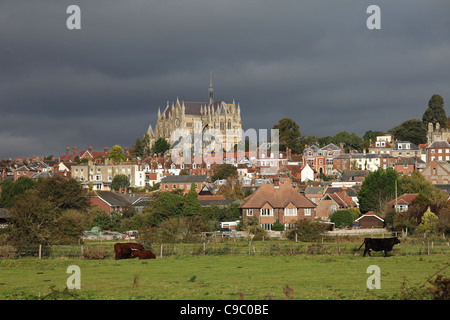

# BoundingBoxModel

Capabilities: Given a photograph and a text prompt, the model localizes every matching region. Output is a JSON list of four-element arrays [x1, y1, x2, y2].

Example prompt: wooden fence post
[[160, 244, 163, 258], [337, 236, 341, 255], [203, 242, 206, 255], [38, 244, 42, 259], [248, 241, 251, 255]]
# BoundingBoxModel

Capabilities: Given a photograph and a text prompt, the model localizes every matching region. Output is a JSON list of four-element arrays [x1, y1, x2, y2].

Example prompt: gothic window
[[220, 122, 225, 130]]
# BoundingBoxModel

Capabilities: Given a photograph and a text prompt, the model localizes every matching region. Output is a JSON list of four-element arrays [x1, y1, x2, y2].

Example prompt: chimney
[[273, 177, 280, 189], [73, 146, 77, 155], [89, 146, 93, 153], [104, 147, 108, 153], [66, 147, 70, 155]]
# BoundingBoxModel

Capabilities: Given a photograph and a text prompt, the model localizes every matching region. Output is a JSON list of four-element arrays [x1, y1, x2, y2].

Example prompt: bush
[[82, 247, 108, 260], [0, 245, 17, 258], [286, 219, 328, 242], [330, 210, 354, 228]]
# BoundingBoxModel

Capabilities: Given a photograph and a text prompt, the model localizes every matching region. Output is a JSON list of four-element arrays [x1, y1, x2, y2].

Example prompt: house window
[[247, 209, 253, 216], [261, 208, 273, 216], [164, 184, 168, 190], [180, 184, 184, 189], [173, 184, 177, 189], [260, 223, 273, 230], [284, 208, 297, 216], [304, 208, 311, 216]]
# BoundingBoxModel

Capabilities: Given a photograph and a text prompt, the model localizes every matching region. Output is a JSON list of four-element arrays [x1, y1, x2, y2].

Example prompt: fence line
[[1, 239, 449, 259]]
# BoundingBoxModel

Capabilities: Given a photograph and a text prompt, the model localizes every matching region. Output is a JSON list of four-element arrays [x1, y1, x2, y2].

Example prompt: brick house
[[303, 143, 341, 176], [421, 160, 450, 185], [13, 166, 38, 181], [315, 194, 340, 219], [239, 179, 316, 230], [160, 175, 210, 193], [386, 193, 419, 212], [426, 140, 450, 162], [88, 190, 132, 214], [59, 146, 109, 163], [392, 157, 425, 176]]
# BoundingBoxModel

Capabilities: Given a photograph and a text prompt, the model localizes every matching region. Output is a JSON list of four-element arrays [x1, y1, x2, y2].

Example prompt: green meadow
[[0, 242, 448, 300]]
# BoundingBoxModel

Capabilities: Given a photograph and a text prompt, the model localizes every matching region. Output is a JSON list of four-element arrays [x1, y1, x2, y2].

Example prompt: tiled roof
[[161, 175, 210, 183], [240, 183, 316, 209], [427, 140, 450, 149], [90, 191, 132, 207], [387, 193, 419, 208]]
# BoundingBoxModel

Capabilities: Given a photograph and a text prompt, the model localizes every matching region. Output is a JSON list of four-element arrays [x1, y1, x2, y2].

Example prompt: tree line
[[356, 168, 450, 235], [0, 177, 240, 248], [273, 94, 447, 154]]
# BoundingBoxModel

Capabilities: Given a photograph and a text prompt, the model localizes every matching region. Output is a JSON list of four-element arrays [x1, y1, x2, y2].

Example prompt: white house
[[301, 163, 315, 182]]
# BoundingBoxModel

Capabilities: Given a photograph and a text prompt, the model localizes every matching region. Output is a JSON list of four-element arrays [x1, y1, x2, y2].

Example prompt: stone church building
[[146, 75, 243, 152]]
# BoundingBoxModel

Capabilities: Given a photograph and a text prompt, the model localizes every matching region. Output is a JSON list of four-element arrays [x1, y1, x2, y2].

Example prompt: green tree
[[357, 168, 400, 214], [108, 145, 126, 162], [422, 94, 447, 128], [329, 210, 354, 228], [0, 177, 37, 208], [6, 177, 90, 247], [416, 207, 439, 234], [332, 131, 364, 153], [286, 219, 328, 242], [111, 174, 130, 191], [399, 171, 445, 199], [133, 137, 144, 158], [389, 118, 427, 145], [363, 130, 384, 143], [212, 163, 237, 181], [142, 191, 185, 226], [183, 183, 202, 217], [273, 118, 303, 154], [36, 177, 89, 211], [7, 189, 59, 246], [151, 137, 171, 155]]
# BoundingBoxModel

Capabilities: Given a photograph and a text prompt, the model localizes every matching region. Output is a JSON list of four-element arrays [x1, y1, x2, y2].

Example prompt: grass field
[[0, 241, 448, 300]]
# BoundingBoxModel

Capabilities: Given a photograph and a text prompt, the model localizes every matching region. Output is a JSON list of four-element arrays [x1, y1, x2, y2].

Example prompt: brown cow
[[130, 249, 156, 259], [114, 243, 144, 260]]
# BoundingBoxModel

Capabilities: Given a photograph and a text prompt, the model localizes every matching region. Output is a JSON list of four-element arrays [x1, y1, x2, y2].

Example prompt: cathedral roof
[[163, 100, 231, 117]]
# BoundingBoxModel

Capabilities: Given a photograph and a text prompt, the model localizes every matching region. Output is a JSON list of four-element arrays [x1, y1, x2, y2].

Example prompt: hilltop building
[[146, 74, 243, 153]]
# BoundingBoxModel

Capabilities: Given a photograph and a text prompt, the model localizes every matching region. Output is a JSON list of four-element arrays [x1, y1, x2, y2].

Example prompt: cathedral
[[146, 74, 243, 152]]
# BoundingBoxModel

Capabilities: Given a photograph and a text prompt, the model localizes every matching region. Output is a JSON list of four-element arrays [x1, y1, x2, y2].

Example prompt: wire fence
[[1, 237, 449, 259]]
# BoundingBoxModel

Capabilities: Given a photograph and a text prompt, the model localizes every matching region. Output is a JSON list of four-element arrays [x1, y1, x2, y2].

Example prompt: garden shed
[[354, 211, 384, 229]]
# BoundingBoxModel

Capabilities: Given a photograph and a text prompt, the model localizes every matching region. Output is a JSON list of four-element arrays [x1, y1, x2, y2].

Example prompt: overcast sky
[[1, 0, 450, 160]]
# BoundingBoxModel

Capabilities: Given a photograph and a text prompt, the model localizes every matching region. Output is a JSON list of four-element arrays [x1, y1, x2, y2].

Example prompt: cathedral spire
[[209, 72, 214, 105]]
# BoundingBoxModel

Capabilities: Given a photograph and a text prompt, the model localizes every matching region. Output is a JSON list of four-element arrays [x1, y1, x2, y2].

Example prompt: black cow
[[114, 243, 144, 260], [358, 237, 401, 257]]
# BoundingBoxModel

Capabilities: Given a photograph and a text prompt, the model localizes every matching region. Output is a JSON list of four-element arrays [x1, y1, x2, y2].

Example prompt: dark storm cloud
[[0, 0, 450, 159]]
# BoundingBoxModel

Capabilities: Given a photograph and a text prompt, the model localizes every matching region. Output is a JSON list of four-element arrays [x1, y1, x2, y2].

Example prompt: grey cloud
[[1, 0, 450, 159]]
